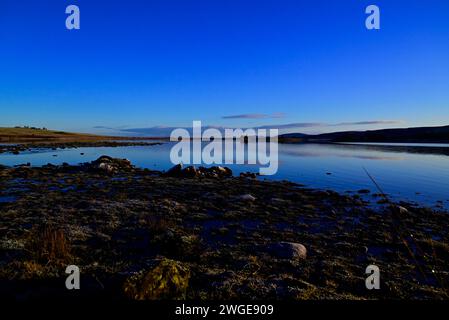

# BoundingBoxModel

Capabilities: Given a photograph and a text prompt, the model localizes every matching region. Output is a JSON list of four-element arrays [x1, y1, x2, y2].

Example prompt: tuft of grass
[[25, 225, 73, 266], [141, 215, 175, 235], [123, 258, 190, 300], [22, 260, 47, 278]]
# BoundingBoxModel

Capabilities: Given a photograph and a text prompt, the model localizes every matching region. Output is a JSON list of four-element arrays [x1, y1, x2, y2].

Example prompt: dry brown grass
[[141, 215, 174, 233], [25, 225, 73, 266], [0, 127, 164, 142]]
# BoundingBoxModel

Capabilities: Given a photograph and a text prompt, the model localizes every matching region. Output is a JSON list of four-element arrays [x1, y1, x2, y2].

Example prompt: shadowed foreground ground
[[0, 157, 448, 300]]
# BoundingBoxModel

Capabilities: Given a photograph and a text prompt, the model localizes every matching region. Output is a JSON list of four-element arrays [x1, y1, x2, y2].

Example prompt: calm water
[[1, 142, 449, 209]]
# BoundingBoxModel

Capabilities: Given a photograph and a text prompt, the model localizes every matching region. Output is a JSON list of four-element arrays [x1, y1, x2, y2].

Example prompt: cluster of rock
[[163, 163, 232, 179], [1, 141, 164, 155], [87, 155, 134, 174], [239, 171, 258, 179], [0, 145, 28, 155]]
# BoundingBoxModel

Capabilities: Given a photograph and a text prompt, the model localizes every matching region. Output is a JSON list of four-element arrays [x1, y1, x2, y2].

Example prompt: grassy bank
[[0, 127, 163, 143], [0, 127, 102, 142]]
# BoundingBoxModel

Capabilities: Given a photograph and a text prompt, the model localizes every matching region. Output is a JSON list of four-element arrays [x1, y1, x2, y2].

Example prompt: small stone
[[238, 194, 256, 202], [397, 206, 409, 215]]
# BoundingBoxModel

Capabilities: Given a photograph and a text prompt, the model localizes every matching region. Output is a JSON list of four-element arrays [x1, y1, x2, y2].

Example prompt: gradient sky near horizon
[[0, 0, 448, 135]]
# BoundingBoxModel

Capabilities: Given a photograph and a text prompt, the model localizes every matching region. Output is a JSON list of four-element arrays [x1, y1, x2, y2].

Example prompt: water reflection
[[1, 142, 448, 208]]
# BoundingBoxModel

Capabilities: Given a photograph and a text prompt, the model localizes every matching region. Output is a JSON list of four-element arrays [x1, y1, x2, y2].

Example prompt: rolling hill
[[279, 125, 449, 143]]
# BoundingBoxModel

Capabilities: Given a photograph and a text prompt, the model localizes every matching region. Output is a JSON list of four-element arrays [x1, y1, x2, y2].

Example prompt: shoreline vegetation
[[0, 156, 448, 300]]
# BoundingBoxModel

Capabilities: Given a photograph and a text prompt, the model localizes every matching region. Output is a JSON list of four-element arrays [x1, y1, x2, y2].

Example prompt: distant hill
[[278, 125, 449, 143], [0, 127, 92, 142], [276, 132, 309, 143]]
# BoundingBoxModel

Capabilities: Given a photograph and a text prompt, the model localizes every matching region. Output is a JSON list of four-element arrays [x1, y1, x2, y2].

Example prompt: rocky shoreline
[[0, 156, 448, 300], [0, 141, 163, 155]]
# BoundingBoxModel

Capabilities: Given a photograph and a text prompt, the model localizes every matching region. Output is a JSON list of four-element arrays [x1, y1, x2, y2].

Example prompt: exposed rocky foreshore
[[0, 141, 163, 155], [0, 157, 448, 300]]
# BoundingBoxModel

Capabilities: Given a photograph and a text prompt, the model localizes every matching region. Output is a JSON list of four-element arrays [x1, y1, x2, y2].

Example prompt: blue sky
[[0, 0, 448, 135]]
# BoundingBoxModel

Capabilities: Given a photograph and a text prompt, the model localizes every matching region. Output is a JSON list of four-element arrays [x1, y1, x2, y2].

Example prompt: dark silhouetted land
[[279, 125, 449, 143]]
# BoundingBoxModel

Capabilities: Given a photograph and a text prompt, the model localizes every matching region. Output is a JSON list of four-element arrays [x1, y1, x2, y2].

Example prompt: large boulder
[[266, 242, 307, 261]]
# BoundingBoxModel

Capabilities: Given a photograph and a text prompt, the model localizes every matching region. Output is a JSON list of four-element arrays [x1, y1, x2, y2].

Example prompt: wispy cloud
[[335, 120, 404, 126], [92, 125, 177, 136], [110, 123, 324, 136], [257, 122, 325, 129], [92, 119, 405, 137], [93, 125, 130, 130], [256, 120, 403, 130], [222, 113, 286, 119]]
